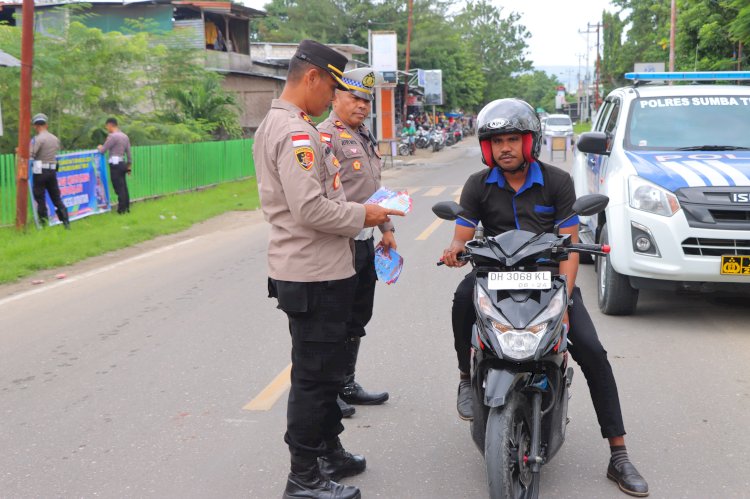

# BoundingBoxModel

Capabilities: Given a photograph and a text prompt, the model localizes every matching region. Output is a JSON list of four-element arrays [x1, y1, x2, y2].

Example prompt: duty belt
[[41, 162, 57, 170], [354, 227, 375, 241]]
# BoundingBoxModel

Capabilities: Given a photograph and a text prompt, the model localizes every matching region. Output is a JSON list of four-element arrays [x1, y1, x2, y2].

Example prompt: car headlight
[[475, 286, 567, 361], [628, 176, 680, 217]]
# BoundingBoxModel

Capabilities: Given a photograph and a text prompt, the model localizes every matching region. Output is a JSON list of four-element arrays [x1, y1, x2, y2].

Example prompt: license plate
[[720, 255, 750, 275], [487, 271, 552, 290]]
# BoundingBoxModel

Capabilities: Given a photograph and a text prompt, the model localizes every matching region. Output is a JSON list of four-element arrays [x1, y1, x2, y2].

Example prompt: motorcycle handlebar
[[436, 253, 470, 266], [569, 243, 611, 255]]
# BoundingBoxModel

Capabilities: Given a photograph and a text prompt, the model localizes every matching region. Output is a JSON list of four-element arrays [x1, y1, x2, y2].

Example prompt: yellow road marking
[[243, 363, 292, 411], [423, 186, 447, 197], [416, 218, 445, 240], [452, 187, 463, 196]]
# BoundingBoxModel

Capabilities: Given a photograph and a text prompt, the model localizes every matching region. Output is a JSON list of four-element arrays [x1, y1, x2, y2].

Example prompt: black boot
[[337, 396, 355, 418], [284, 456, 361, 499], [339, 338, 389, 405], [318, 438, 366, 482]]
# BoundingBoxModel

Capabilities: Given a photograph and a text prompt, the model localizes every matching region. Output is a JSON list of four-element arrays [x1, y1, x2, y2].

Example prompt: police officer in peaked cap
[[29, 113, 70, 229], [318, 68, 394, 419], [253, 40, 404, 499]]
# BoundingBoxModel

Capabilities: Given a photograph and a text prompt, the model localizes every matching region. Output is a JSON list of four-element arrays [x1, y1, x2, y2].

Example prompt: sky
[[242, 0, 617, 69]]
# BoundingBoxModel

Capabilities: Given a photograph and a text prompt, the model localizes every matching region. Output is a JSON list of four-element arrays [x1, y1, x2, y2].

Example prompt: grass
[[0, 178, 259, 284], [574, 121, 592, 135]]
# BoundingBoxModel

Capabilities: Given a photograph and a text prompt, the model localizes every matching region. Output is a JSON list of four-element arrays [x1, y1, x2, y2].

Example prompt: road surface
[[2, 141, 750, 498]]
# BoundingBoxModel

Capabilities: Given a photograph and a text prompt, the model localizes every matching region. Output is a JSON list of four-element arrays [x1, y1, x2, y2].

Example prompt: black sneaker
[[457, 379, 473, 421]]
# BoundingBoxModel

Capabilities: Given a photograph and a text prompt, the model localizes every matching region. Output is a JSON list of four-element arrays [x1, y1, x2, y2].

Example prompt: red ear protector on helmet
[[479, 133, 535, 167]]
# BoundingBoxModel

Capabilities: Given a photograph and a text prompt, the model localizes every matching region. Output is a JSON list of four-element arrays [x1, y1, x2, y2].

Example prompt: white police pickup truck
[[573, 72, 750, 315]]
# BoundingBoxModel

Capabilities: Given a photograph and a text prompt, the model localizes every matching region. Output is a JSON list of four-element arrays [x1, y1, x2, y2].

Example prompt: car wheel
[[596, 224, 639, 315]]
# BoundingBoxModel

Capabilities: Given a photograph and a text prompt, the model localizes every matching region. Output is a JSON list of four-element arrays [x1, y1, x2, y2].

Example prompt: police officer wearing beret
[[29, 114, 70, 229], [318, 68, 394, 418], [254, 40, 404, 499]]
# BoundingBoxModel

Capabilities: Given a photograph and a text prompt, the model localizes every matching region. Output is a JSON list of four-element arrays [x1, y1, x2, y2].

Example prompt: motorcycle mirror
[[432, 201, 474, 225], [572, 194, 609, 217]]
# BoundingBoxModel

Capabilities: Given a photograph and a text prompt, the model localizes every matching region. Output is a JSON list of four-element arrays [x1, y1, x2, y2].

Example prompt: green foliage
[[602, 1, 745, 92], [0, 12, 242, 153], [253, 0, 547, 113]]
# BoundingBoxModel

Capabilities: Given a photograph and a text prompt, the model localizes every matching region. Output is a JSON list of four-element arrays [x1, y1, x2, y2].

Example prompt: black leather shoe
[[337, 396, 355, 418], [340, 379, 389, 405], [283, 472, 361, 499], [319, 447, 366, 482], [457, 379, 473, 421], [607, 461, 649, 497]]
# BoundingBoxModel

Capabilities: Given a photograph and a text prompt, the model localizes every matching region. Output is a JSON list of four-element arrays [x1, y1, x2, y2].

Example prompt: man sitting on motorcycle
[[441, 98, 649, 497], [401, 119, 416, 153]]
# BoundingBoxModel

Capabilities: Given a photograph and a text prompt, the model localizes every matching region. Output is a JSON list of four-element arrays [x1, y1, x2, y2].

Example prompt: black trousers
[[109, 163, 130, 213], [452, 272, 626, 438], [32, 170, 68, 224], [269, 276, 357, 459], [347, 239, 378, 339]]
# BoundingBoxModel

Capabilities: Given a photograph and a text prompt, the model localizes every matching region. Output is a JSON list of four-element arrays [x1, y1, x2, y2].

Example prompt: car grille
[[682, 237, 750, 256], [677, 187, 750, 229]]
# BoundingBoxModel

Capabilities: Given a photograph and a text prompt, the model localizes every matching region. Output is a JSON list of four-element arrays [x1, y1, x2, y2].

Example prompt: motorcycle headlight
[[475, 286, 567, 361], [628, 176, 680, 217]]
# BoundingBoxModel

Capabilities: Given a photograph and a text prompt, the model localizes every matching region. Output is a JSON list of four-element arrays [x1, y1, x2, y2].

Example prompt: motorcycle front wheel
[[398, 143, 410, 156], [485, 393, 540, 499]]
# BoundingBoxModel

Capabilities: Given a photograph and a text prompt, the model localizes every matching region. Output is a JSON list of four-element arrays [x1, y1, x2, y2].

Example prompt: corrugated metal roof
[[172, 1, 264, 19]]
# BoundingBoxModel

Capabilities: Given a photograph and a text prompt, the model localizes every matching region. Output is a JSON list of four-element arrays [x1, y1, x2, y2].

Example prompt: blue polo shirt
[[457, 161, 579, 237]]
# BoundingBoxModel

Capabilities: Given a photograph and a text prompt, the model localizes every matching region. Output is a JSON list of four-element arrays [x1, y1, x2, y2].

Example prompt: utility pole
[[669, 0, 676, 72], [579, 23, 603, 117], [402, 0, 413, 124], [15, 0, 35, 230]]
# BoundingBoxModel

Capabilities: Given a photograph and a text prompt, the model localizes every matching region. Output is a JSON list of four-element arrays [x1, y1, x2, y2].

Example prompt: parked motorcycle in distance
[[433, 194, 610, 499], [398, 132, 414, 156], [416, 126, 431, 149], [430, 127, 445, 152]]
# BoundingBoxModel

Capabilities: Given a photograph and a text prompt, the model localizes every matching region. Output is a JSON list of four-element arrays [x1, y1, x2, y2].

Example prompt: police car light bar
[[624, 71, 750, 81]]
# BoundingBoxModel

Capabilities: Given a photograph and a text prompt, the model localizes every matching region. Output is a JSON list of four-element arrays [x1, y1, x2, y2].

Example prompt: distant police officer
[[29, 114, 70, 229], [318, 68, 394, 418], [98, 118, 132, 214], [254, 40, 403, 499]]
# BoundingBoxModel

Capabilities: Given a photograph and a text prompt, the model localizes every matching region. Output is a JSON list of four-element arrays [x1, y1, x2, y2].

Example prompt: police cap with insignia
[[32, 113, 48, 125], [295, 39, 356, 92], [341, 67, 381, 101]]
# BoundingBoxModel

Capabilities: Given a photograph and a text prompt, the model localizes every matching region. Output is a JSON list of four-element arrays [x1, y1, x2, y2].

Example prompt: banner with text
[[29, 150, 111, 226]]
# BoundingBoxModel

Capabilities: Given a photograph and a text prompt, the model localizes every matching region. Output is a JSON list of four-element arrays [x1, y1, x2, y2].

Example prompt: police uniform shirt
[[457, 161, 579, 237], [318, 111, 393, 233], [254, 99, 366, 282], [30, 130, 61, 163]]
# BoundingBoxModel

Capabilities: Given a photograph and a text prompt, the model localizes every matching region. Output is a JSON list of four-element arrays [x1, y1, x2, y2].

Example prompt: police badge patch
[[353, 160, 362, 171], [294, 146, 315, 171]]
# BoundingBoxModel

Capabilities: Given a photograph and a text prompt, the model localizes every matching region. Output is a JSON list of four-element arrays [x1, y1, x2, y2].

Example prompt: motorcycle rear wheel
[[485, 394, 540, 499]]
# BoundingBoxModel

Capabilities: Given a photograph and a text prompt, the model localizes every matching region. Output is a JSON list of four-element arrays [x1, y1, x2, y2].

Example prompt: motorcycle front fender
[[484, 369, 531, 408]]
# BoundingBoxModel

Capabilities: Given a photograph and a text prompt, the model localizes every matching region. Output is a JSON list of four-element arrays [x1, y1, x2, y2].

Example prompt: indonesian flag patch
[[292, 134, 311, 147], [320, 132, 332, 144]]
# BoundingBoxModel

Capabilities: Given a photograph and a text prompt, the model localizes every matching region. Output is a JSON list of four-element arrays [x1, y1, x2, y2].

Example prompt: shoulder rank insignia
[[300, 112, 314, 125], [340, 132, 352, 139], [353, 160, 362, 171], [334, 120, 345, 128]]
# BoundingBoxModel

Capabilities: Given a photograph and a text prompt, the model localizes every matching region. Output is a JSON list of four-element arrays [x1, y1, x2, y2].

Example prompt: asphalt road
[[2, 140, 750, 499]]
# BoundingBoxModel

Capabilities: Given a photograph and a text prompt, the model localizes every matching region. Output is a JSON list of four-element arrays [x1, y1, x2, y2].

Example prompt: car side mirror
[[572, 194, 609, 216], [577, 131, 610, 156]]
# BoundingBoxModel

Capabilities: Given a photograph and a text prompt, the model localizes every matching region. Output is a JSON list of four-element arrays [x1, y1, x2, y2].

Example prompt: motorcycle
[[416, 127, 431, 149], [433, 194, 610, 499], [430, 127, 445, 152], [398, 132, 415, 156]]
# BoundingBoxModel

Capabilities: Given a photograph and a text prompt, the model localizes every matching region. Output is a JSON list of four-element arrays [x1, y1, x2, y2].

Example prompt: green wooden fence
[[0, 139, 254, 227]]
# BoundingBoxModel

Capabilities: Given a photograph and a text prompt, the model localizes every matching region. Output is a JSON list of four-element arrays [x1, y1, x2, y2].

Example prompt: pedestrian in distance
[[318, 67, 395, 419], [442, 98, 649, 497], [29, 113, 70, 229], [97, 118, 132, 214], [253, 39, 404, 499]]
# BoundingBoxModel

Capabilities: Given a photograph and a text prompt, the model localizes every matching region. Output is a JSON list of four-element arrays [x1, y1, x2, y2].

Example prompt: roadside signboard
[[29, 150, 111, 226], [424, 70, 443, 106]]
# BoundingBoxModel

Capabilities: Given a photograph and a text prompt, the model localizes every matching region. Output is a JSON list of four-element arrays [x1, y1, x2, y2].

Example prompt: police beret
[[295, 39, 355, 92], [341, 67, 381, 101]]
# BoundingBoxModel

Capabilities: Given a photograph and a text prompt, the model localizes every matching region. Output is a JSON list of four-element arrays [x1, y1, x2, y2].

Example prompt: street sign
[[371, 32, 398, 72], [424, 69, 443, 106]]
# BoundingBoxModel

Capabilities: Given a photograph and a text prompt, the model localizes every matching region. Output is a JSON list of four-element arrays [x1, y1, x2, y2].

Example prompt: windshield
[[626, 95, 750, 150], [546, 117, 571, 126]]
